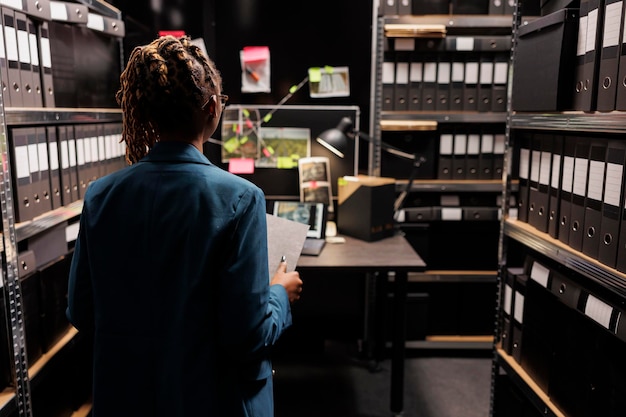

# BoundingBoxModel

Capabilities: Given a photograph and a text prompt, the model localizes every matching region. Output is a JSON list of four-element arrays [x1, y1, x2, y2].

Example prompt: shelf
[[15, 201, 83, 243], [497, 348, 565, 417], [71, 402, 92, 417], [28, 327, 78, 380], [4, 108, 122, 126], [383, 15, 515, 34], [0, 387, 16, 417], [381, 119, 438, 131], [503, 219, 626, 299], [409, 270, 497, 283], [389, 335, 494, 350], [382, 111, 507, 124], [396, 179, 504, 192], [511, 111, 626, 133]]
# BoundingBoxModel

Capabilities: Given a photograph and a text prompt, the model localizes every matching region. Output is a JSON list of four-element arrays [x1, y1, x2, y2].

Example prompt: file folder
[[568, 140, 591, 251], [398, 0, 412, 14], [394, 60, 409, 111], [11, 127, 34, 222], [493, 134, 505, 179], [452, 133, 467, 179], [57, 125, 74, 204], [3, 7, 23, 106], [491, 55, 508, 112], [479, 133, 494, 179], [26, 127, 45, 218], [581, 141, 607, 259], [383, 0, 398, 14], [408, 59, 423, 110], [463, 55, 479, 111], [438, 133, 453, 179], [34, 127, 52, 215], [598, 141, 626, 268], [89, 125, 101, 180], [435, 59, 450, 110], [382, 59, 395, 111], [97, 124, 107, 177], [66, 126, 79, 201], [26, 16, 42, 107], [515, 132, 532, 223], [579, 0, 606, 111], [596, 0, 624, 111], [527, 136, 541, 227], [511, 272, 528, 363], [529, 133, 553, 233], [501, 267, 523, 354], [421, 56, 437, 111], [0, 17, 10, 107], [46, 126, 62, 209], [558, 138, 577, 244], [15, 10, 35, 107], [38, 21, 54, 107], [73, 125, 89, 197], [450, 61, 464, 111], [82, 124, 99, 185], [466, 134, 480, 179], [478, 55, 494, 112], [572, 0, 589, 110], [615, 0, 626, 110], [548, 135, 564, 239]]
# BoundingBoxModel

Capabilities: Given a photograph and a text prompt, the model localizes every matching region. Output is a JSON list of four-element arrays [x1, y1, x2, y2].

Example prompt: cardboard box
[[337, 176, 396, 241]]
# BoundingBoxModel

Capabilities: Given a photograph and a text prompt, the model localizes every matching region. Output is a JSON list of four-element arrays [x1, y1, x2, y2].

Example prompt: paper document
[[266, 213, 309, 278]]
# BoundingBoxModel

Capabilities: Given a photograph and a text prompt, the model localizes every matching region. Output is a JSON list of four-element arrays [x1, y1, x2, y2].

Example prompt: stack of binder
[[437, 131, 505, 180]]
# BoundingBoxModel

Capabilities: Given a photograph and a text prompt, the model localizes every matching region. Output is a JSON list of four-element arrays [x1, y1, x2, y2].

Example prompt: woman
[[67, 35, 303, 416]]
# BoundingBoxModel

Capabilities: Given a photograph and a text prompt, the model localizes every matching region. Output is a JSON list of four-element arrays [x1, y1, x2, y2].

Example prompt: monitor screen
[[272, 201, 326, 239]]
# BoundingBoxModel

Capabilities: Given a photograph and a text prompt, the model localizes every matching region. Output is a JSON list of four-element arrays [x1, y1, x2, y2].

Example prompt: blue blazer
[[67, 141, 292, 416]]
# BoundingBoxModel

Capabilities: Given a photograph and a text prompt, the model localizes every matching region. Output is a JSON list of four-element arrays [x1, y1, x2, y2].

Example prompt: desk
[[297, 234, 426, 416]]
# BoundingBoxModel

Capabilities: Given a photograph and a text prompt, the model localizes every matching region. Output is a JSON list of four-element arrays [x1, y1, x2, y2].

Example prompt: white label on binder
[[479, 62, 493, 84], [493, 62, 508, 85], [410, 62, 422, 82], [105, 135, 114, 160], [530, 262, 549, 288], [494, 135, 505, 154], [562, 156, 574, 192], [98, 136, 105, 161], [0, 24, 5, 59], [395, 62, 409, 84], [28, 32, 38, 66], [382, 62, 395, 84], [76, 138, 85, 166], [40, 37, 51, 69], [49, 141, 59, 171], [0, 0, 22, 10], [27, 143, 38, 174], [90, 137, 99, 162], [440, 134, 453, 155], [586, 9, 598, 53], [456, 37, 474, 51], [84, 138, 92, 164], [504, 284, 513, 315], [394, 38, 414, 51], [60, 141, 69, 169], [577, 16, 588, 56], [451, 62, 464, 82], [441, 207, 462, 221], [513, 292, 524, 324], [15, 146, 29, 179], [4, 26, 18, 62], [437, 62, 450, 84], [585, 294, 612, 329], [87, 13, 105, 32], [423, 62, 437, 82], [17, 26, 30, 65], [551, 154, 561, 187], [539, 152, 551, 186], [603, 2, 622, 48], [454, 134, 467, 155], [587, 160, 605, 201], [604, 162, 623, 206], [519, 148, 530, 179], [530, 150, 540, 183], [465, 62, 479, 84], [482, 134, 494, 153], [572, 157, 589, 196], [68, 139, 77, 167], [50, 1, 69, 21], [37, 143, 48, 171], [467, 135, 480, 155]]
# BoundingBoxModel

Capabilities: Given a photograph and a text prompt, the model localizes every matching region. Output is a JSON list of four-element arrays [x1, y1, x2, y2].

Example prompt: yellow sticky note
[[308, 67, 322, 83], [224, 137, 239, 154], [277, 157, 296, 169]]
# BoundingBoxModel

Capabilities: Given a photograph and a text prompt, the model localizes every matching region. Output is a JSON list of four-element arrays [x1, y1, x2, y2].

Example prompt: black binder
[[463, 54, 480, 111], [491, 54, 508, 112], [579, 0, 606, 111], [616, 2, 626, 110], [479, 133, 494, 179], [35, 127, 52, 215], [11, 127, 34, 222], [421, 55, 438, 111], [3, 7, 23, 107], [438, 133, 453, 179], [452, 133, 467, 179], [572, 0, 589, 110], [394, 42, 411, 111], [382, 59, 395, 111], [501, 267, 523, 354], [581, 141, 607, 259], [57, 125, 74, 205], [596, 0, 625, 111], [558, 137, 577, 244], [511, 273, 528, 363], [517, 132, 532, 223], [529, 133, 553, 233], [408, 58, 423, 110], [568, 139, 591, 251], [493, 134, 506, 179], [38, 21, 55, 107], [548, 135, 564, 239], [597, 141, 626, 268], [435, 59, 450, 110], [449, 61, 465, 111], [465, 134, 481, 180], [478, 54, 493, 112], [527, 136, 542, 227], [46, 126, 62, 209], [15, 11, 35, 107]]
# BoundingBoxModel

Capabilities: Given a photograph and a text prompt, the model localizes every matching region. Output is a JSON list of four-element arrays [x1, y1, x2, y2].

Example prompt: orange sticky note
[[229, 158, 255, 174]]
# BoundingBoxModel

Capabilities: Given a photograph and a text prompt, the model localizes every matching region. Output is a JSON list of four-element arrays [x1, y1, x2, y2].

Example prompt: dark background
[[108, 0, 375, 200]]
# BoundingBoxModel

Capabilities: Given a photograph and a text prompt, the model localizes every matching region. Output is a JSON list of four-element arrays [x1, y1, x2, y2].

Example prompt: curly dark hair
[[116, 35, 222, 164]]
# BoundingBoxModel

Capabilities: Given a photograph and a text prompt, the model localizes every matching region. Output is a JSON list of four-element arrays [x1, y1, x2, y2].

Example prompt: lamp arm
[[354, 130, 426, 164]]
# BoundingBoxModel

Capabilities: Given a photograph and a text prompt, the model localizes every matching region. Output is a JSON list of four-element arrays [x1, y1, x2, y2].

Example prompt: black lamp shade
[[316, 117, 355, 158]]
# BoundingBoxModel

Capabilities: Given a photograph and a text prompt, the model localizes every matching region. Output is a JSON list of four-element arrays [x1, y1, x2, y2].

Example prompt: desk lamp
[[316, 117, 426, 213]]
